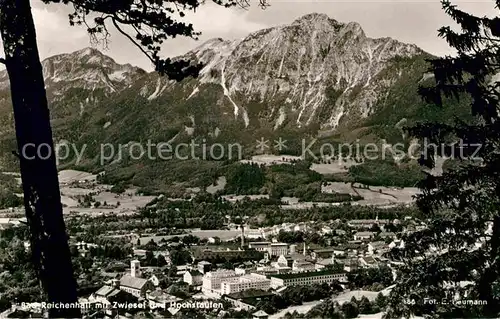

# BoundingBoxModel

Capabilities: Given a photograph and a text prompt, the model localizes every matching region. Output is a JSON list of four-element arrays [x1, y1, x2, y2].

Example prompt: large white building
[[248, 242, 271, 252], [202, 270, 240, 294], [220, 274, 271, 295], [269, 243, 289, 256], [269, 270, 347, 289], [248, 242, 289, 257]]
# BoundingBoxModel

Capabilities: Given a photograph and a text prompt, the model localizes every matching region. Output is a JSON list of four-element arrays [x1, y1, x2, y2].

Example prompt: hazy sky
[[27, 0, 499, 70]]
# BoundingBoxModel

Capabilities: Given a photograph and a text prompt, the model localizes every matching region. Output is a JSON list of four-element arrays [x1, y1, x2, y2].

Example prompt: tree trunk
[[0, 0, 79, 317]]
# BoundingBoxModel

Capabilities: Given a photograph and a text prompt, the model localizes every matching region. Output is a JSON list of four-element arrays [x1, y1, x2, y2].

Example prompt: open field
[[239, 155, 360, 175], [206, 176, 227, 194], [58, 170, 157, 216], [311, 160, 359, 174], [58, 169, 97, 184]]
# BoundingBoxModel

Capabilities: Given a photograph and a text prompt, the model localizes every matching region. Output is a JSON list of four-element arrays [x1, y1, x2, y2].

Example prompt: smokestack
[[240, 224, 245, 248], [303, 242, 306, 256]]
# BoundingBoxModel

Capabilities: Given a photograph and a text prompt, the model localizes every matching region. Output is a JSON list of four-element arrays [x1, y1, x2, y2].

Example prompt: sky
[[26, 0, 500, 71]]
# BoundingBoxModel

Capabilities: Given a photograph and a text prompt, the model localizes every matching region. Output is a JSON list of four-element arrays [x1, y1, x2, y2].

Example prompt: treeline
[[348, 159, 424, 188], [0, 227, 42, 312], [0, 190, 23, 209], [255, 282, 344, 315], [222, 162, 361, 205], [292, 292, 390, 319], [347, 265, 394, 290], [0, 173, 23, 209], [67, 196, 420, 234]]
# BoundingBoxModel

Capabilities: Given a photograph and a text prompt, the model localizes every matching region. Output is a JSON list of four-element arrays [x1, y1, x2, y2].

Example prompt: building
[[130, 260, 141, 277], [176, 265, 190, 276], [133, 249, 147, 258], [320, 226, 333, 235], [269, 270, 347, 289], [368, 241, 390, 255], [149, 274, 160, 287], [261, 228, 275, 239], [335, 229, 347, 236], [255, 265, 291, 276], [345, 242, 364, 254], [184, 270, 203, 286], [332, 247, 347, 257], [220, 273, 271, 295], [379, 232, 397, 240], [118, 260, 154, 297], [294, 223, 308, 232], [348, 219, 389, 229], [245, 227, 264, 239], [269, 243, 288, 256], [253, 310, 269, 319], [353, 231, 375, 241], [119, 276, 154, 297], [314, 255, 336, 269], [276, 254, 307, 268], [89, 281, 132, 316], [337, 258, 360, 272], [248, 242, 271, 252], [389, 239, 405, 249], [292, 260, 316, 273], [91, 283, 121, 305], [310, 248, 336, 260], [248, 242, 288, 257], [359, 256, 379, 268], [198, 261, 212, 274], [202, 270, 240, 294]]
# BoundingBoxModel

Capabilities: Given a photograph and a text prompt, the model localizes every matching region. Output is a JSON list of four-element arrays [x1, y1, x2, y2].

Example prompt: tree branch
[[111, 18, 155, 65]]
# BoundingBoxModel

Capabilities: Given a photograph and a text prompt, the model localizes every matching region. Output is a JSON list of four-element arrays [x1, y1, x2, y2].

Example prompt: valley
[[0, 10, 479, 319]]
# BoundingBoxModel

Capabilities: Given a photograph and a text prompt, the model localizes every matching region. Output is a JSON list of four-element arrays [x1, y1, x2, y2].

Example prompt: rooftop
[[119, 275, 149, 290], [311, 247, 336, 253], [354, 231, 375, 236], [369, 241, 388, 248], [95, 285, 120, 298], [187, 270, 203, 277], [270, 269, 346, 280], [223, 289, 275, 300], [253, 310, 269, 317], [349, 219, 389, 224]]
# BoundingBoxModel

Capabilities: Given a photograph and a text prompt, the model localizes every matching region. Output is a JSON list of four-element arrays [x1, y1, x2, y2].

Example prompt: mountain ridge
[[0, 12, 471, 181]]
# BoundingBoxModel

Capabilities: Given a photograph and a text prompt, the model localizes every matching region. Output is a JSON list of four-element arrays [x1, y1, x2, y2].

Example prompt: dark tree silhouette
[[385, 0, 500, 318], [0, 0, 267, 317]]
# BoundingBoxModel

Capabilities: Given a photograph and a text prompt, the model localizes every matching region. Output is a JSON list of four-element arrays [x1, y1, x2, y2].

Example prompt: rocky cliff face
[[0, 12, 439, 170], [175, 13, 424, 130]]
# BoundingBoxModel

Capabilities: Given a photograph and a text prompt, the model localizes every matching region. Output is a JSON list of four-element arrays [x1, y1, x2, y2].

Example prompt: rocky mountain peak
[[0, 13, 433, 152], [166, 12, 426, 129], [40, 47, 145, 95], [342, 21, 365, 38], [291, 12, 339, 26]]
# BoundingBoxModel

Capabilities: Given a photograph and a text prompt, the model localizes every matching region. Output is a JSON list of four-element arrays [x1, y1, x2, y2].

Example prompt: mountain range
[[0, 13, 471, 189]]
